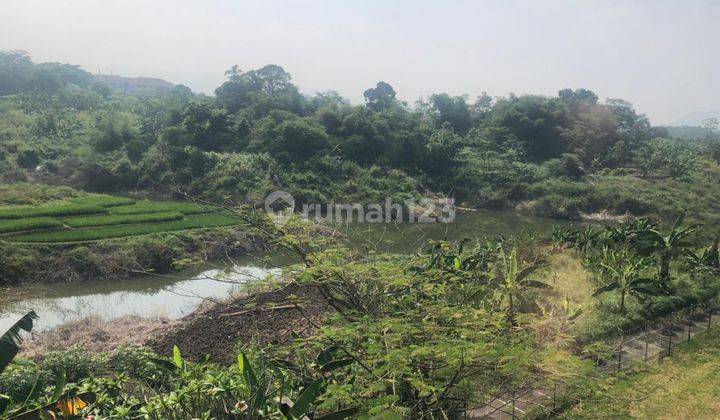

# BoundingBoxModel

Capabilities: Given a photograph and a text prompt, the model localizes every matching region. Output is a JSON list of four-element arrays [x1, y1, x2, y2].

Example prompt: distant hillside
[[659, 125, 711, 139], [94, 74, 175, 93], [672, 110, 720, 127]]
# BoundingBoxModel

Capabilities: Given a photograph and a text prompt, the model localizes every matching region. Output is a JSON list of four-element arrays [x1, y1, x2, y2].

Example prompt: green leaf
[[522, 279, 552, 289], [288, 379, 323, 419], [51, 371, 66, 403], [150, 357, 178, 372], [238, 352, 257, 390], [315, 407, 359, 420], [319, 358, 355, 372], [316, 345, 339, 367], [592, 282, 620, 297], [0, 311, 38, 375], [172, 345, 183, 369]]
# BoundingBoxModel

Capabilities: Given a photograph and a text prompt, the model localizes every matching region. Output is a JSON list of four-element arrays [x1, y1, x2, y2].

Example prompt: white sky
[[1, 0, 718, 125]]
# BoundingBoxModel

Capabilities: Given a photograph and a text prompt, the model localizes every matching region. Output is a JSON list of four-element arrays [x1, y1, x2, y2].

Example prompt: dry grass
[[540, 248, 594, 308], [570, 328, 720, 419], [20, 315, 175, 358]]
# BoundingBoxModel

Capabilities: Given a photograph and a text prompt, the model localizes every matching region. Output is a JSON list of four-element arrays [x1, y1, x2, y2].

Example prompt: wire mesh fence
[[463, 301, 720, 419]]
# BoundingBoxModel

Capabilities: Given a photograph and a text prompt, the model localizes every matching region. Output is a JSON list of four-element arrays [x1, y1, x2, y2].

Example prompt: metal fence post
[[617, 351, 622, 371], [512, 389, 515, 418], [709, 309, 713, 329], [688, 319, 692, 342], [644, 338, 649, 362], [668, 331, 673, 356]]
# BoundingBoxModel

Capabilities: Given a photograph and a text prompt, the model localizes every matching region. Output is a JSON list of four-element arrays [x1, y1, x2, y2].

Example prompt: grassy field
[[569, 328, 720, 418], [109, 201, 216, 215], [0, 191, 238, 244], [0, 217, 64, 234], [70, 195, 137, 208], [62, 211, 184, 228], [0, 203, 108, 219]]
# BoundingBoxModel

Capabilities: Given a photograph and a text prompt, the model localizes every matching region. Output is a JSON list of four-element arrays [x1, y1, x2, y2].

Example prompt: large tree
[[363, 81, 396, 112]]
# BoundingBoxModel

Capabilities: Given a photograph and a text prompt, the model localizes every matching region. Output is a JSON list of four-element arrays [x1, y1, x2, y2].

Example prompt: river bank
[[0, 227, 268, 286], [15, 281, 327, 363]]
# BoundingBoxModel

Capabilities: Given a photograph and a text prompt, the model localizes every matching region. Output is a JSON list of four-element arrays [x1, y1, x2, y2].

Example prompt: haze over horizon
[[2, 0, 718, 125]]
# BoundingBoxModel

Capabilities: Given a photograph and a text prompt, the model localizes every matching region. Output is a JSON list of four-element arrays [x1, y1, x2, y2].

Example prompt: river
[[0, 210, 568, 332]]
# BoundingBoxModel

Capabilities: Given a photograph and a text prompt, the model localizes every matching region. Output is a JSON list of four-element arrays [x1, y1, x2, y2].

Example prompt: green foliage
[[591, 248, 663, 312], [0, 360, 48, 402], [0, 311, 38, 375], [1, 51, 685, 222], [637, 138, 698, 181], [40, 346, 98, 384]]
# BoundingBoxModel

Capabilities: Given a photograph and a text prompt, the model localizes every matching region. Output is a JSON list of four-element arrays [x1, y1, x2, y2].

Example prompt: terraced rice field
[[0, 194, 242, 243]]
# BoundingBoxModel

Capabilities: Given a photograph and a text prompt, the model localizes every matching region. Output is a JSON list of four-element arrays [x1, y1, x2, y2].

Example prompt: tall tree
[[363, 81, 396, 112]]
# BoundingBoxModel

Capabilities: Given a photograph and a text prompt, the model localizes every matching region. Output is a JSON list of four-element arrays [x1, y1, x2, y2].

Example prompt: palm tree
[[592, 250, 664, 312], [494, 246, 551, 325], [636, 213, 695, 284]]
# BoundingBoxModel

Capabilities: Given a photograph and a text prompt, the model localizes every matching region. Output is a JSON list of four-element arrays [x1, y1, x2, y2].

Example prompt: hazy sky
[[1, 0, 718, 124]]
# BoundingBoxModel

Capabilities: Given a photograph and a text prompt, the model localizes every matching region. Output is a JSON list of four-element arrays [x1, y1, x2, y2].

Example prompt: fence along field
[[0, 194, 242, 243]]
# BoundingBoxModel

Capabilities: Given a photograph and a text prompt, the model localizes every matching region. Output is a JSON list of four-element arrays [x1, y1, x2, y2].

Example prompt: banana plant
[[493, 246, 551, 325], [636, 212, 695, 284], [0, 311, 38, 375], [592, 249, 665, 313], [237, 349, 357, 419], [0, 311, 38, 416], [684, 238, 720, 271]]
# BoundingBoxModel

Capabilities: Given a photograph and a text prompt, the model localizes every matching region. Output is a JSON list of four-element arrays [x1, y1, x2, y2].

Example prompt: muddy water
[[0, 210, 568, 331]]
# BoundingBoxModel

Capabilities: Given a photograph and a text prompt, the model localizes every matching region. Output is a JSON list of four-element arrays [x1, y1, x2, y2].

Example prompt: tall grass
[[109, 201, 217, 216], [0, 217, 64, 234], [63, 212, 184, 228], [0, 203, 107, 220], [8, 214, 243, 243]]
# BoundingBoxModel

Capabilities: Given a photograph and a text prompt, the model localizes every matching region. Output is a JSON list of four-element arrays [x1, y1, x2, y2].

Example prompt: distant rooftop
[[94, 74, 175, 93]]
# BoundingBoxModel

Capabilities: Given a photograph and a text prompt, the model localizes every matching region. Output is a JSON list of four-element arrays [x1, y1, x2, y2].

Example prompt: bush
[[40, 346, 99, 384], [520, 194, 582, 219], [110, 346, 172, 385], [0, 360, 48, 401]]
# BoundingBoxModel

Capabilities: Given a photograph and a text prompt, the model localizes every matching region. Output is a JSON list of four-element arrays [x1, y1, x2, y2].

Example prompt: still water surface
[[0, 210, 568, 331]]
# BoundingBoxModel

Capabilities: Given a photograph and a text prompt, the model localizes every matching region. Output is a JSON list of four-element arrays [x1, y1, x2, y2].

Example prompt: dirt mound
[[21, 315, 173, 359], [148, 283, 332, 364]]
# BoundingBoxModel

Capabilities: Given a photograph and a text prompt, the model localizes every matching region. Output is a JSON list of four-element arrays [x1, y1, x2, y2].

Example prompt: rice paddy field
[[0, 194, 243, 244]]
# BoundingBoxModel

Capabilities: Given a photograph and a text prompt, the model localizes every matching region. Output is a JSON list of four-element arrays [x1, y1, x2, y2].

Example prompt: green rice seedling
[[8, 214, 243, 243], [0, 203, 107, 220], [109, 201, 217, 216], [0, 217, 64, 234], [70, 195, 136, 208], [62, 212, 184, 228]]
